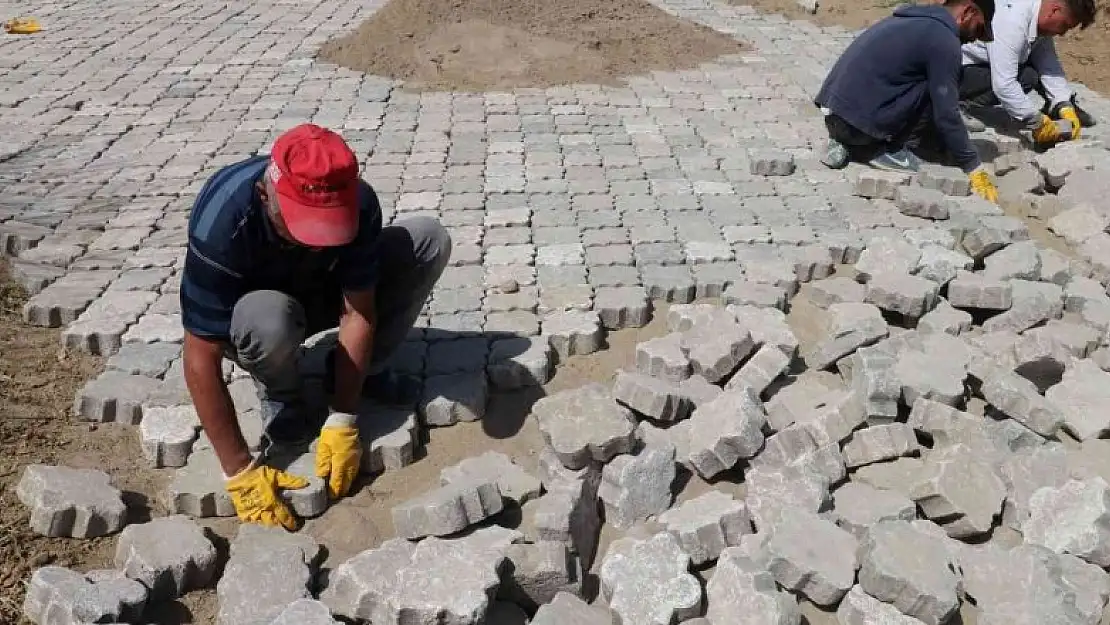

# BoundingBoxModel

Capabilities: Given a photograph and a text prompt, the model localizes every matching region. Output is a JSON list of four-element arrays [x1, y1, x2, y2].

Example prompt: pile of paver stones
[[16, 130, 1110, 624]]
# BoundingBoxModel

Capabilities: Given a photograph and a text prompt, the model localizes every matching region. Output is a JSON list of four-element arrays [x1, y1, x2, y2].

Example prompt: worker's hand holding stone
[[315, 412, 362, 499], [225, 461, 308, 531], [968, 167, 999, 204], [1032, 114, 1064, 146], [1059, 106, 1082, 140]]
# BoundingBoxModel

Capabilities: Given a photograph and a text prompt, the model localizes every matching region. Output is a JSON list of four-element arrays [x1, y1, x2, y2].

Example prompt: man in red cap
[[180, 124, 451, 530]]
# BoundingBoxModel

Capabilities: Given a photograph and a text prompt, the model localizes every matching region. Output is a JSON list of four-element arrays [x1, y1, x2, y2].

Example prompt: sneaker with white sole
[[868, 148, 922, 173]]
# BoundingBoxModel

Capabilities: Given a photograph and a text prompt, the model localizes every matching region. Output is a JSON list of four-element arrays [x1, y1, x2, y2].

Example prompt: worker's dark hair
[[1064, 0, 1098, 28], [946, 0, 995, 25]]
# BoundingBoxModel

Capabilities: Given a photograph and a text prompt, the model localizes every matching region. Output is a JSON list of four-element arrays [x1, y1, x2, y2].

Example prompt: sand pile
[[318, 0, 745, 91]]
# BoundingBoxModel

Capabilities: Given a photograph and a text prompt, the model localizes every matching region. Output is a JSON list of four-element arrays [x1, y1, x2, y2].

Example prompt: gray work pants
[[227, 217, 451, 405]]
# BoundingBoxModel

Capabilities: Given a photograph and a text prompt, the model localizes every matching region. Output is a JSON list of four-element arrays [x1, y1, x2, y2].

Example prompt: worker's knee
[[229, 290, 306, 370], [1018, 65, 1041, 94]]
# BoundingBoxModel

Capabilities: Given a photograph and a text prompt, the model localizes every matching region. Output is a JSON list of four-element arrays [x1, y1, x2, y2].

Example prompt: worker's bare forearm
[[183, 332, 252, 476], [333, 314, 374, 414]]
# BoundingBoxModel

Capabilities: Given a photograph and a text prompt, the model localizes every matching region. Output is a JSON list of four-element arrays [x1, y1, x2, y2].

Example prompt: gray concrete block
[[218, 525, 322, 625], [895, 186, 949, 220], [139, 404, 200, 468], [114, 515, 217, 600], [805, 303, 889, 370], [321, 536, 505, 623], [948, 271, 1013, 310], [441, 451, 542, 505], [983, 291, 1059, 333], [612, 369, 691, 422], [706, 547, 800, 625], [677, 375, 723, 408], [392, 480, 504, 540], [918, 163, 971, 196], [419, 372, 488, 426], [1000, 443, 1071, 530], [961, 223, 1012, 261], [268, 599, 341, 625], [73, 369, 162, 424], [917, 300, 972, 336], [910, 444, 1006, 538], [599, 441, 676, 529], [640, 263, 696, 303], [766, 510, 860, 606], [726, 344, 790, 397], [532, 592, 616, 625], [745, 461, 832, 531], [106, 341, 180, 377], [634, 333, 691, 383], [980, 368, 1064, 436], [837, 585, 927, 624], [895, 348, 967, 407], [855, 238, 922, 282], [832, 483, 917, 540], [1047, 359, 1110, 440], [168, 447, 236, 518], [358, 407, 419, 475], [425, 337, 489, 375], [1048, 203, 1110, 247], [731, 304, 800, 358], [533, 384, 638, 470], [722, 279, 790, 310], [16, 464, 127, 538], [681, 320, 756, 383], [487, 336, 553, 389], [23, 566, 148, 625], [865, 273, 939, 319], [1023, 477, 1110, 567], [659, 490, 751, 566], [524, 473, 602, 569], [750, 150, 796, 176], [808, 276, 866, 309], [542, 310, 603, 358], [500, 541, 580, 611], [856, 170, 912, 200], [858, 520, 962, 625], [845, 347, 901, 422], [983, 241, 1042, 281], [842, 424, 920, 468], [684, 387, 767, 479], [594, 285, 651, 329], [599, 533, 702, 625]]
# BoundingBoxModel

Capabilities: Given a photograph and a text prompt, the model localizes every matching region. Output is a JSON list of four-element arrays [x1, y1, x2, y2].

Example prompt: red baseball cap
[[266, 124, 360, 247]]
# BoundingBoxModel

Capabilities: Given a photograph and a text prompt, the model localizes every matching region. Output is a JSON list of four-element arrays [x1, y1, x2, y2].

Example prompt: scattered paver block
[[114, 515, 218, 600], [808, 276, 866, 309], [917, 300, 972, 336], [895, 186, 950, 220], [23, 566, 148, 625], [856, 170, 912, 200], [918, 163, 971, 196], [612, 369, 691, 422], [906, 399, 1001, 460], [844, 347, 900, 422], [533, 384, 638, 470], [750, 150, 796, 176], [268, 599, 341, 625], [358, 407, 419, 475], [980, 367, 1064, 436], [73, 369, 162, 424], [265, 448, 329, 519], [441, 451, 542, 505], [500, 541, 580, 611], [946, 272, 1012, 310], [983, 241, 1042, 281], [677, 375, 723, 408], [599, 441, 676, 529], [680, 320, 755, 383], [842, 423, 920, 468], [599, 533, 702, 625], [594, 286, 651, 329], [854, 457, 930, 500], [961, 223, 1012, 261], [681, 387, 767, 479], [217, 524, 322, 625], [910, 444, 1006, 538], [855, 238, 922, 281], [865, 273, 939, 319], [837, 585, 927, 625], [726, 344, 790, 396], [392, 480, 504, 540], [748, 425, 818, 471], [832, 482, 916, 540], [487, 336, 553, 389], [806, 303, 889, 370], [532, 592, 616, 625], [915, 244, 973, 285], [139, 404, 200, 468], [1000, 443, 1072, 529], [1048, 203, 1110, 247], [766, 377, 838, 430], [766, 510, 860, 606], [730, 304, 800, 357], [634, 333, 691, 383], [982, 292, 1059, 334], [1046, 359, 1110, 440], [419, 371, 488, 426], [744, 461, 833, 531], [1024, 477, 1110, 567], [543, 310, 604, 358], [524, 474, 602, 569], [706, 547, 801, 625], [858, 520, 962, 625], [322, 536, 505, 623], [16, 464, 127, 538], [895, 349, 966, 407], [659, 490, 751, 566], [723, 279, 790, 310]]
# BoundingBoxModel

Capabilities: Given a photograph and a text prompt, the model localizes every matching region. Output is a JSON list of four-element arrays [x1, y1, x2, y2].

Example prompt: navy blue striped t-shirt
[[180, 155, 383, 340]]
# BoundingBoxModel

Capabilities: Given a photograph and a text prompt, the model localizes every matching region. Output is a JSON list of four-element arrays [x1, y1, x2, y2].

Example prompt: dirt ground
[[317, 0, 745, 91], [737, 0, 1110, 95]]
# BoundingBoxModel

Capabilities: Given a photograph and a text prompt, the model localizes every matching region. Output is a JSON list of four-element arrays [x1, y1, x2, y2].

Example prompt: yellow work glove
[[1059, 105, 1082, 140], [4, 17, 41, 34], [225, 462, 308, 531], [968, 167, 999, 203], [315, 413, 362, 499], [1032, 114, 1063, 145]]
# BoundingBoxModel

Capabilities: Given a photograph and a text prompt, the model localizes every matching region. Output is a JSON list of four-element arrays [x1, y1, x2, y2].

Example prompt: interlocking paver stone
[[858, 520, 962, 625], [837, 585, 927, 625], [114, 515, 217, 600], [658, 490, 751, 566], [420, 371, 488, 426], [910, 444, 1006, 538], [531, 592, 616, 625], [139, 404, 200, 468], [217, 525, 322, 625], [23, 566, 148, 625], [441, 451, 542, 505], [16, 464, 127, 538], [612, 369, 691, 422], [542, 310, 603, 358], [533, 384, 637, 470], [706, 547, 800, 625], [73, 369, 162, 424], [599, 533, 702, 625], [487, 336, 553, 389], [1023, 477, 1110, 567], [766, 509, 860, 605], [680, 386, 767, 479], [599, 440, 676, 529], [806, 303, 889, 370], [392, 480, 504, 540]]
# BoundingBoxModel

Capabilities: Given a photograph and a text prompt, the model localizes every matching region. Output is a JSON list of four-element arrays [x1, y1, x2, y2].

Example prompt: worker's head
[[1037, 0, 1097, 36], [946, 0, 994, 42], [256, 124, 361, 248]]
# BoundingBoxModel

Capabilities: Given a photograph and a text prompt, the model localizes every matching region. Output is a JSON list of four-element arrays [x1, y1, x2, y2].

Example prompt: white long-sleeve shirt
[[962, 0, 1072, 124]]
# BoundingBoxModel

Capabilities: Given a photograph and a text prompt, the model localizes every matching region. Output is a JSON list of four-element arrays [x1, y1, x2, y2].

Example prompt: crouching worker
[[815, 0, 999, 202], [180, 124, 451, 530], [960, 0, 1098, 146]]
